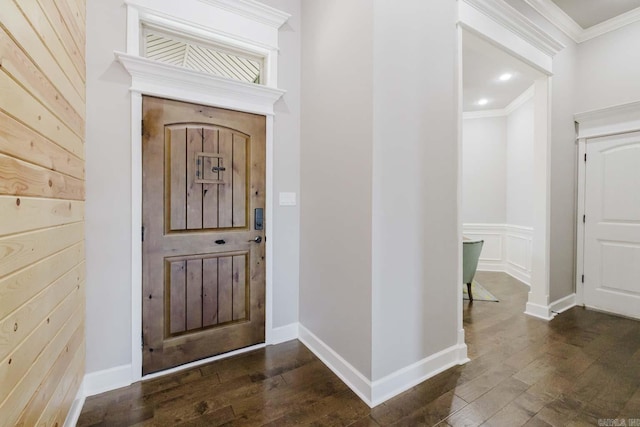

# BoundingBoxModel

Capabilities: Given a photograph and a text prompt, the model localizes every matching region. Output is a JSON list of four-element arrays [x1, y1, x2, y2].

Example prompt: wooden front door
[[142, 96, 266, 374]]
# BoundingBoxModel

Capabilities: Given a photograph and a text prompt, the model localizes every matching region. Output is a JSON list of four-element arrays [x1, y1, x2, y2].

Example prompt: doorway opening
[[461, 29, 544, 304], [457, 20, 554, 354]]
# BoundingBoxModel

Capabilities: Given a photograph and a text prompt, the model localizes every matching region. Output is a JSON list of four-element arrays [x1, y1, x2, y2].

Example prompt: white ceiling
[[551, 0, 640, 28], [463, 31, 543, 112]]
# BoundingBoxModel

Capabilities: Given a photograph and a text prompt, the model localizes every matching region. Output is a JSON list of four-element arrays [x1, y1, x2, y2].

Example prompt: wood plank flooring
[[77, 272, 640, 426]]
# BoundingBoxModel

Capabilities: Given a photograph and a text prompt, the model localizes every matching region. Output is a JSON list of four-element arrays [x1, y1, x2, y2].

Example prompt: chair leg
[[467, 282, 473, 302]]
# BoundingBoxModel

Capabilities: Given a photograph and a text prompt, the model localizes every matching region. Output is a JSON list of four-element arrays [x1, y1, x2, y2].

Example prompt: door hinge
[[141, 333, 144, 349], [581, 274, 585, 283], [142, 225, 145, 242], [583, 214, 586, 223], [141, 120, 144, 136], [584, 153, 587, 162]]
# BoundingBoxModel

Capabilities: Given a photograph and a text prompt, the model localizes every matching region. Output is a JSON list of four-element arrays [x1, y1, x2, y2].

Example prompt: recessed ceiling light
[[499, 73, 512, 81], [477, 98, 489, 106]]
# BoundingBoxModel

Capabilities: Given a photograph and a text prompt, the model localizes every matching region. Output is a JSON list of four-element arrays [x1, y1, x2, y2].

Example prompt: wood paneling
[[202, 128, 219, 229], [0, 196, 84, 236], [0, 27, 85, 136], [217, 256, 233, 324], [0, 0, 85, 425], [0, 72, 83, 157], [0, 110, 84, 179], [169, 260, 187, 335], [169, 128, 187, 231], [167, 254, 249, 336], [218, 130, 233, 228], [167, 125, 249, 232], [232, 135, 247, 227], [202, 257, 218, 327], [186, 128, 203, 230], [0, 153, 85, 200]]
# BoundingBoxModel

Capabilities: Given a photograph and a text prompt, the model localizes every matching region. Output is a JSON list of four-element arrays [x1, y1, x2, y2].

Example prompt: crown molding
[[115, 52, 285, 115], [125, 1, 279, 51], [524, 0, 640, 43], [198, 0, 290, 28], [581, 6, 640, 42], [522, 0, 582, 42], [504, 84, 534, 115], [464, 85, 534, 119], [463, 0, 564, 56]]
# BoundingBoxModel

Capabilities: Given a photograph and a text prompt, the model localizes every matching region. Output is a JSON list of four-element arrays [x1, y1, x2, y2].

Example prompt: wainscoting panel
[[505, 226, 533, 284], [463, 224, 532, 285], [463, 224, 504, 271]]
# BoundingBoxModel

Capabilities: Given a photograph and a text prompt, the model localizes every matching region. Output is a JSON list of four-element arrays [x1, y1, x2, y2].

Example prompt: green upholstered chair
[[463, 240, 484, 302]]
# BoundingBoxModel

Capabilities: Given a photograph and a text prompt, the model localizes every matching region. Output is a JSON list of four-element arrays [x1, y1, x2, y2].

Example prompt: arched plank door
[[142, 96, 266, 374]]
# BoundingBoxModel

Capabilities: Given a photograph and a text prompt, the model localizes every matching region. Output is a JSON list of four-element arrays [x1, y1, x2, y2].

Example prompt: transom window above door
[[143, 29, 263, 84]]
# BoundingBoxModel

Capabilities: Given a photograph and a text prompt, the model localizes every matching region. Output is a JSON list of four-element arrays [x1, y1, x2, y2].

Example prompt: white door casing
[[118, 0, 288, 383], [583, 131, 640, 319], [576, 100, 640, 319]]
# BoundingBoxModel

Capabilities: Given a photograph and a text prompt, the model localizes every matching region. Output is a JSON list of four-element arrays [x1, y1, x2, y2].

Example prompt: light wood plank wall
[[0, 0, 86, 425]]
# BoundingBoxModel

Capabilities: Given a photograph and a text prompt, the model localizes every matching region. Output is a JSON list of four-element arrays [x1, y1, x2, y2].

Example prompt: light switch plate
[[279, 192, 297, 206]]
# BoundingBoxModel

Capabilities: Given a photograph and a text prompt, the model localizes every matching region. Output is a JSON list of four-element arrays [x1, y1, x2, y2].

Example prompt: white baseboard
[[525, 301, 554, 320], [298, 323, 467, 408], [268, 322, 299, 345], [84, 364, 133, 397], [370, 343, 466, 406], [457, 328, 470, 364], [63, 379, 86, 427], [298, 324, 373, 406], [476, 261, 505, 272], [505, 263, 531, 285], [549, 293, 577, 315], [525, 293, 576, 321]]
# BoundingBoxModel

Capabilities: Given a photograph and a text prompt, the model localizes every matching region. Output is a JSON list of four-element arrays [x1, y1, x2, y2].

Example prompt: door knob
[[250, 236, 262, 243]]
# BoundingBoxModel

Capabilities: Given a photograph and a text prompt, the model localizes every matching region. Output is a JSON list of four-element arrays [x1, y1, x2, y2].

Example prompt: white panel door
[[584, 131, 640, 319]]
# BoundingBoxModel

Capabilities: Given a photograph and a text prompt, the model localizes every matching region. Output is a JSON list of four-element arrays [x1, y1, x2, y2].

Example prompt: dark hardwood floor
[[78, 272, 640, 426]]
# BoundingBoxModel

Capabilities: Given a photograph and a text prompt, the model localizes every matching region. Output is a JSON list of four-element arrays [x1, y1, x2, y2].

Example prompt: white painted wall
[[576, 21, 640, 113], [85, 1, 131, 373], [462, 117, 507, 224], [371, 0, 459, 381], [299, 0, 374, 378], [461, 100, 534, 286], [506, 98, 534, 227], [85, 0, 301, 374], [461, 98, 534, 229], [261, 0, 301, 331]]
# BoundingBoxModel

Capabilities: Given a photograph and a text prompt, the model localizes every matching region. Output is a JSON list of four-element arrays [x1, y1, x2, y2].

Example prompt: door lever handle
[[249, 236, 262, 243], [215, 239, 226, 245]]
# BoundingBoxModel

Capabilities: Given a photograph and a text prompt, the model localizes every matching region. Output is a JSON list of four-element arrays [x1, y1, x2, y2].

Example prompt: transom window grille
[[143, 29, 262, 84]]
